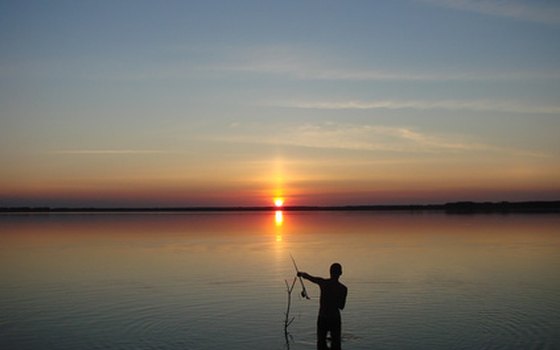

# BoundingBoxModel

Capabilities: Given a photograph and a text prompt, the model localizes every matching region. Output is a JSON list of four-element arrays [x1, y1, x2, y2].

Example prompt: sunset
[[274, 198, 284, 208], [1, 0, 559, 208], [1, 1, 560, 349]]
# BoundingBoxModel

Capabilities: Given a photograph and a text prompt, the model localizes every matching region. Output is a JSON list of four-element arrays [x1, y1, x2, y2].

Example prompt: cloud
[[283, 123, 541, 156], [419, 0, 560, 25], [214, 122, 547, 158], [272, 99, 560, 115], [49, 150, 168, 155], [206, 45, 560, 82]]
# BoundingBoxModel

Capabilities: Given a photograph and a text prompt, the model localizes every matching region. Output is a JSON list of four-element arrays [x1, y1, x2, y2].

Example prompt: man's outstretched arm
[[297, 272, 324, 285]]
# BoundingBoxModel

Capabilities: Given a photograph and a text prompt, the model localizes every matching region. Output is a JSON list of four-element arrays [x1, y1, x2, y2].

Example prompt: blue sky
[[1, 0, 559, 206]]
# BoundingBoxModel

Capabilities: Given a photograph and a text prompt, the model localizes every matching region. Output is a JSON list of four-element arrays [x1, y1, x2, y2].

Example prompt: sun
[[274, 197, 284, 208]]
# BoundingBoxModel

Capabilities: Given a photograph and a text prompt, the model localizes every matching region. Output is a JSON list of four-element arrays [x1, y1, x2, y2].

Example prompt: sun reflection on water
[[275, 210, 283, 227], [274, 210, 284, 241]]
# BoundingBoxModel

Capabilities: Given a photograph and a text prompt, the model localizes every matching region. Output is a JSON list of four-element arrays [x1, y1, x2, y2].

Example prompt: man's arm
[[297, 272, 325, 285], [338, 285, 348, 310]]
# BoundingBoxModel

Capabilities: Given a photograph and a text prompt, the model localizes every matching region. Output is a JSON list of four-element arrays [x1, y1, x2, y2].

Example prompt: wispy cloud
[[289, 123, 546, 157], [206, 45, 560, 82], [271, 99, 560, 115], [50, 150, 168, 155], [214, 122, 547, 158], [419, 0, 560, 25], [9, 44, 557, 83]]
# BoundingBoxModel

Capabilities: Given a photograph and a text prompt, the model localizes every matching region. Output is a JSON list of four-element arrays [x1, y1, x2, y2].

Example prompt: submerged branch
[[284, 277, 297, 347]]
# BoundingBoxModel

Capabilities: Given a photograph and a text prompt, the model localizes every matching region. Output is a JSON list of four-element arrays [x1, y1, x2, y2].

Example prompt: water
[[1, 211, 559, 349]]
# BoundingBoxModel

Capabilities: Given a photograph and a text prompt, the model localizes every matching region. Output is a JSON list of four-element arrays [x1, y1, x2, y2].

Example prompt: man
[[298, 263, 348, 350]]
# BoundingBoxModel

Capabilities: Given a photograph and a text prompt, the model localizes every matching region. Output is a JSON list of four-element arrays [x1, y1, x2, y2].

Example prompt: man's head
[[330, 263, 342, 278]]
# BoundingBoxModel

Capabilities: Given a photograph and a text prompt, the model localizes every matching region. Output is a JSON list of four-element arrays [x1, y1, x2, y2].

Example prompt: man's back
[[318, 278, 347, 318]]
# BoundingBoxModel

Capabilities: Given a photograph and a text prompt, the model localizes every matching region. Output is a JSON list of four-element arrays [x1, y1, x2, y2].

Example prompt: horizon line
[[1, 200, 559, 213]]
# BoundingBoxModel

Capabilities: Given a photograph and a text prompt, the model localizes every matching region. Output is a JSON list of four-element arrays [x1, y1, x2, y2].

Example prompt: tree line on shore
[[1, 201, 559, 213]]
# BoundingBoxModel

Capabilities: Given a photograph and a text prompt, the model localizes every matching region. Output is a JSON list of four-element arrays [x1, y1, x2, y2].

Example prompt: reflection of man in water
[[298, 263, 348, 350]]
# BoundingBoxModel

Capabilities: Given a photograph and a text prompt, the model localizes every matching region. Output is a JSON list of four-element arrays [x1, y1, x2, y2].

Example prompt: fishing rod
[[290, 254, 310, 300]]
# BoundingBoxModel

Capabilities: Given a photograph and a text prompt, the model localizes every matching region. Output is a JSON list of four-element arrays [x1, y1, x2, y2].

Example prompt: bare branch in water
[[284, 277, 297, 348]]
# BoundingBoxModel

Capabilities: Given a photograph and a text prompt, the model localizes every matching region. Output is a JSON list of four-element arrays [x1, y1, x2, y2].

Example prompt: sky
[[1, 0, 560, 207]]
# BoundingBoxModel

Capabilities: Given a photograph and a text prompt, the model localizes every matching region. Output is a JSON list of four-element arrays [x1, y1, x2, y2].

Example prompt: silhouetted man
[[298, 263, 347, 350]]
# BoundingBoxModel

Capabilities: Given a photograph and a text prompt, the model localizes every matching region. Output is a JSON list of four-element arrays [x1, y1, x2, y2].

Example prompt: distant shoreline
[[1, 201, 559, 214]]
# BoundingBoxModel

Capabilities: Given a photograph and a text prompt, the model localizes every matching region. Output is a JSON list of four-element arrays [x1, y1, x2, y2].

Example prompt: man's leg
[[317, 316, 328, 350], [329, 316, 342, 350]]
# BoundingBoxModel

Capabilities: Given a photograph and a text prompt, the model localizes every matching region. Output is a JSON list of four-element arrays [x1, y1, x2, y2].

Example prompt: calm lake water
[[1, 211, 559, 349]]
